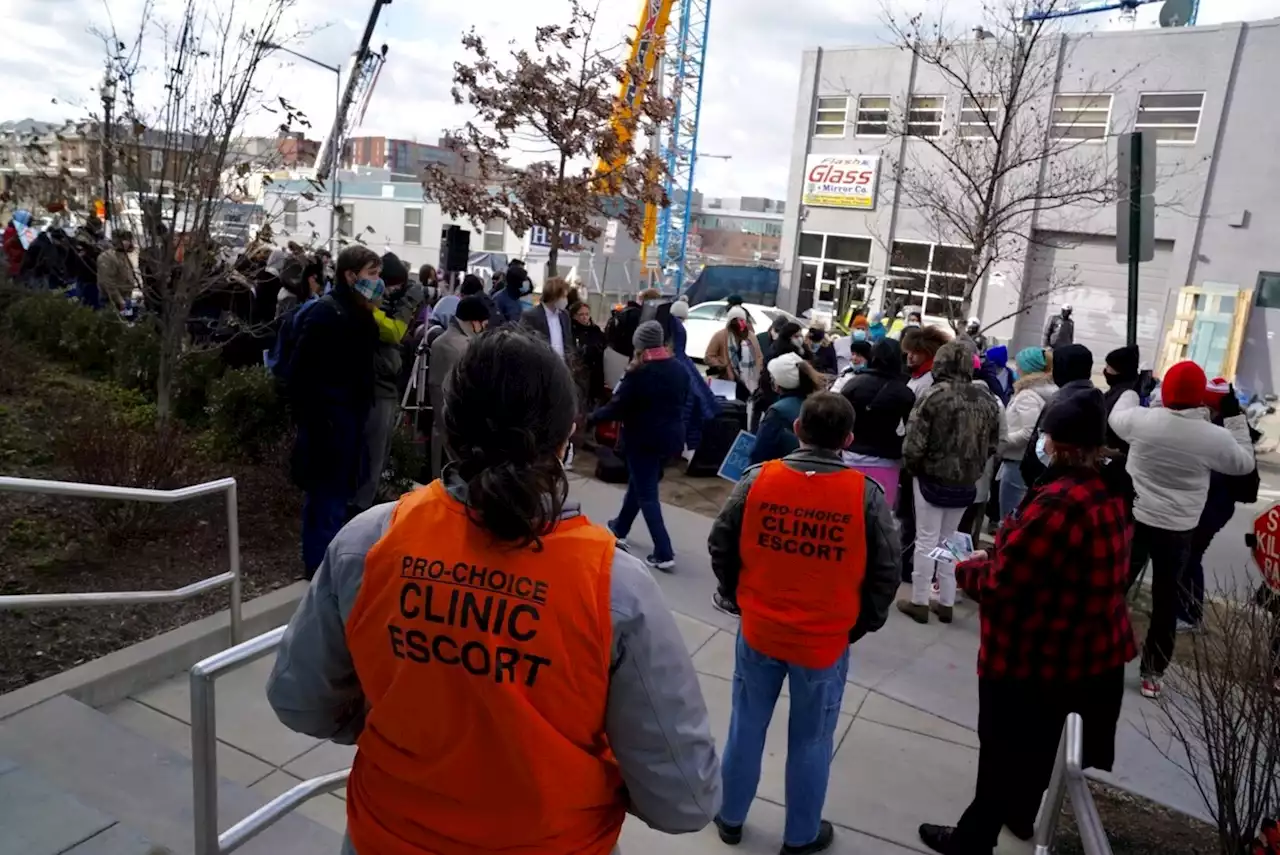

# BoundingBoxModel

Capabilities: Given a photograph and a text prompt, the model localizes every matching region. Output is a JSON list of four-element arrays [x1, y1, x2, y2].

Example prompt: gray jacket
[[426, 319, 474, 476], [706, 448, 900, 644], [266, 488, 721, 845]]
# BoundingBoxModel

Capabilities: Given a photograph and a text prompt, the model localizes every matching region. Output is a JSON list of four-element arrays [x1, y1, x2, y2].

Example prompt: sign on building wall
[[801, 154, 880, 210]]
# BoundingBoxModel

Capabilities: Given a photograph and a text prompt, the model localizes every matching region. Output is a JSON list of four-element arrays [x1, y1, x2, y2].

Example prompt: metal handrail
[[1034, 713, 1115, 855], [0, 476, 243, 643], [191, 626, 351, 855]]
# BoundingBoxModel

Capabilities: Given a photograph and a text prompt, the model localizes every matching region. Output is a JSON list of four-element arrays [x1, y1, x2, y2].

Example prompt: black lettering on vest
[[532, 581, 548, 605], [401, 555, 413, 575], [489, 570, 507, 592], [412, 557, 428, 578], [507, 604, 540, 642], [427, 560, 446, 580], [405, 629, 431, 664], [460, 592, 493, 632], [829, 526, 845, 543], [461, 641, 490, 675], [504, 572, 518, 595], [452, 562, 469, 585], [422, 585, 446, 624], [513, 576, 532, 600], [762, 515, 778, 532], [446, 587, 461, 625], [491, 598, 509, 637], [493, 647, 520, 683], [399, 582, 421, 619], [469, 564, 486, 587], [432, 634, 460, 665], [388, 624, 406, 659], [523, 654, 552, 686]]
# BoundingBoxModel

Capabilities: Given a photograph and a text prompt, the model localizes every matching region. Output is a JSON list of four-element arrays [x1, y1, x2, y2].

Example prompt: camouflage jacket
[[903, 339, 1004, 487]]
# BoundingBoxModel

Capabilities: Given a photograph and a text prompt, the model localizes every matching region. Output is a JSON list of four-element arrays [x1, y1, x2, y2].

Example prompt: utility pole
[[1116, 131, 1155, 347]]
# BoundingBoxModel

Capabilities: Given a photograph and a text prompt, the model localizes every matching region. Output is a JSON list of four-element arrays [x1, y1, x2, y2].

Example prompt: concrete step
[[0, 694, 342, 855]]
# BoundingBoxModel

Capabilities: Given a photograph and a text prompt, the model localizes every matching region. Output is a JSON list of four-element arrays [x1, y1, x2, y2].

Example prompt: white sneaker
[[646, 555, 676, 572]]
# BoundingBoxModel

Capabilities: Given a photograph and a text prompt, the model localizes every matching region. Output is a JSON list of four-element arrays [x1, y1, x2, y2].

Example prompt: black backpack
[[267, 296, 328, 394]]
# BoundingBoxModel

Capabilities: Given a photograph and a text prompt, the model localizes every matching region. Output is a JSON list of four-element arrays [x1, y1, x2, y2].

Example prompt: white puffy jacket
[[1109, 390, 1255, 531], [998, 373, 1056, 461]]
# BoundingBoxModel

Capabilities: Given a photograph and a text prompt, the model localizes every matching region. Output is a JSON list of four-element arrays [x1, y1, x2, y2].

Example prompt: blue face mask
[[809, 341, 821, 353], [852, 330, 867, 342], [1035, 433, 1052, 466]]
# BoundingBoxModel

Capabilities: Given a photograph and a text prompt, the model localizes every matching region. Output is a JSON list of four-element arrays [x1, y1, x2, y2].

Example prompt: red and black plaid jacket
[[957, 467, 1138, 681]]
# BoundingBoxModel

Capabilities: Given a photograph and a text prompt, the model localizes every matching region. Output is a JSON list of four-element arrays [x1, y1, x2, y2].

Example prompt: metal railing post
[[1033, 725, 1071, 854], [191, 668, 220, 855], [225, 482, 242, 644]]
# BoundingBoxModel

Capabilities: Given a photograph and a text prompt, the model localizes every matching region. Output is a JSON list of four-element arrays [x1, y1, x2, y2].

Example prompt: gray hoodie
[[266, 480, 721, 852]]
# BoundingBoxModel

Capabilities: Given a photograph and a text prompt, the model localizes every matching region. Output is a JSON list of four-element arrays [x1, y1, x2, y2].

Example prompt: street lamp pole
[[100, 70, 116, 232], [258, 42, 342, 256]]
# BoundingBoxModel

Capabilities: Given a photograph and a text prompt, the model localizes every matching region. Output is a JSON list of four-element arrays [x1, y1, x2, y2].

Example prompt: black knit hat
[[1105, 344, 1140, 379], [1042, 384, 1107, 448], [1052, 343, 1093, 386], [456, 295, 489, 322], [380, 252, 409, 288], [850, 340, 873, 363]]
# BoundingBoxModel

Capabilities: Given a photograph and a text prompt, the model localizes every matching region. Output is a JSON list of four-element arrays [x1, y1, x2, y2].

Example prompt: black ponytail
[[444, 329, 577, 548]]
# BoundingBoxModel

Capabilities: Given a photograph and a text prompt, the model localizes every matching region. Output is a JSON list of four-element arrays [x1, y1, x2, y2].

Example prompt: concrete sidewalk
[[97, 474, 1208, 855]]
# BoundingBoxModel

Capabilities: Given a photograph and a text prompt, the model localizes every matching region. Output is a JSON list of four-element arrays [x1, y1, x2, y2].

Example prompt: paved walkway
[[97, 474, 1209, 854]]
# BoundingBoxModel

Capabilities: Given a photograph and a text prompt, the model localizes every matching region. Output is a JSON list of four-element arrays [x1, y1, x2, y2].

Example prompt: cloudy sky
[[3, 0, 1276, 200]]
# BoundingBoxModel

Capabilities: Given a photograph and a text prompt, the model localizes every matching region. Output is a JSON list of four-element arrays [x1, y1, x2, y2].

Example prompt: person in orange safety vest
[[707, 392, 900, 854], [267, 328, 721, 855]]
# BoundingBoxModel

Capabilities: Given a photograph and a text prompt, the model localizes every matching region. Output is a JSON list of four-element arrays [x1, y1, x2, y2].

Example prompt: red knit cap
[[1162, 360, 1208, 408]]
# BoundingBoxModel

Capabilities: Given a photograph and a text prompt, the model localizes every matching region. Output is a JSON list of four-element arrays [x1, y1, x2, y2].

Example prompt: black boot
[[780, 820, 834, 854], [918, 823, 957, 854], [713, 815, 743, 845]]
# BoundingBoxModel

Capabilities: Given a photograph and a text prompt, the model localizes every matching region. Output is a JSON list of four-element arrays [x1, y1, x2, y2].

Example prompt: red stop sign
[[1252, 504, 1280, 593]]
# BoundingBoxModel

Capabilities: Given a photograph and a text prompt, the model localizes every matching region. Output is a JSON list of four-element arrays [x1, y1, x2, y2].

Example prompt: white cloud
[[3, 0, 1274, 199]]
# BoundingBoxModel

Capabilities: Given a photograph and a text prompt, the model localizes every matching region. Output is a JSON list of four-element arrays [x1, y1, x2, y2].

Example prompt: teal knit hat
[[1016, 346, 1048, 375]]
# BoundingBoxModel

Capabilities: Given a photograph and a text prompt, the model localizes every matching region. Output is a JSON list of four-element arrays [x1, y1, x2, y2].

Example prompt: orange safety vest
[[343, 481, 626, 855], [737, 460, 868, 669]]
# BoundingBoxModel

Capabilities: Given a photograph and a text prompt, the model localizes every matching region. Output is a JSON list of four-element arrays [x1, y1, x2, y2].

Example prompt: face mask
[[792, 337, 804, 350], [852, 329, 867, 342], [808, 341, 821, 353], [354, 276, 386, 303], [1104, 372, 1125, 388], [553, 297, 568, 311], [1035, 433, 1052, 466]]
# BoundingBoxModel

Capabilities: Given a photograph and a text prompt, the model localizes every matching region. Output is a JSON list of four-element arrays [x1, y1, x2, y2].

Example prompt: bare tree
[[422, 0, 672, 278], [1142, 577, 1280, 854], [99, 0, 308, 423], [873, 0, 1124, 330]]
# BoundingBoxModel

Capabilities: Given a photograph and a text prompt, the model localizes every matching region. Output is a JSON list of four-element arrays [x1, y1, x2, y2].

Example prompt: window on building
[[959, 95, 1001, 139], [283, 199, 298, 231], [814, 97, 848, 137], [796, 231, 874, 303], [907, 96, 945, 138], [1051, 93, 1113, 141], [1135, 92, 1204, 144], [483, 218, 505, 252], [403, 207, 422, 244], [888, 240, 975, 318], [338, 206, 354, 237], [1256, 271, 1280, 310], [855, 96, 891, 137]]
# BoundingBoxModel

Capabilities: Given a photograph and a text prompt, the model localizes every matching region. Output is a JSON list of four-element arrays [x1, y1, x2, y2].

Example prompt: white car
[[683, 301, 799, 363]]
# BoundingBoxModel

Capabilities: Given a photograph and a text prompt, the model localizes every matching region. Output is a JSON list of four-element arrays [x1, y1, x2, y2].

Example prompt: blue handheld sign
[[717, 431, 757, 483]]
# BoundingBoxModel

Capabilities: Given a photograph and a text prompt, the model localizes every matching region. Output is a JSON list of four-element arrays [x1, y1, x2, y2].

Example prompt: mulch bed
[[0, 357, 305, 695], [1059, 781, 1220, 853]]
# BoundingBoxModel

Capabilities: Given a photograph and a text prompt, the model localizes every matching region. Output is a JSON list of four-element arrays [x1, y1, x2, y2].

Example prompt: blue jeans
[[997, 459, 1027, 522], [1177, 499, 1236, 625], [611, 449, 674, 562], [719, 631, 849, 847], [302, 490, 350, 578]]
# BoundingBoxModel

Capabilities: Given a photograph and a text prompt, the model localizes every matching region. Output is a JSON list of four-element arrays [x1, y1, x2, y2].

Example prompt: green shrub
[[85, 382, 158, 429], [206, 366, 289, 462], [172, 349, 226, 427], [59, 305, 124, 377], [5, 292, 78, 356], [383, 426, 427, 498], [112, 319, 162, 399]]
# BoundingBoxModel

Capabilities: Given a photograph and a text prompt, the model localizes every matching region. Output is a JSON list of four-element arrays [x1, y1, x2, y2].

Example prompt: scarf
[[911, 357, 934, 379], [641, 347, 671, 362]]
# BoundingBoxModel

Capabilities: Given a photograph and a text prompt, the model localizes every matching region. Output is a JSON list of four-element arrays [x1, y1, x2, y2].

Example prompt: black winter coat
[[840, 339, 916, 460]]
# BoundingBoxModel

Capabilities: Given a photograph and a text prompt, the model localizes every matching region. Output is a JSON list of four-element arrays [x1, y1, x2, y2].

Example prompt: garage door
[[1012, 232, 1175, 367]]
